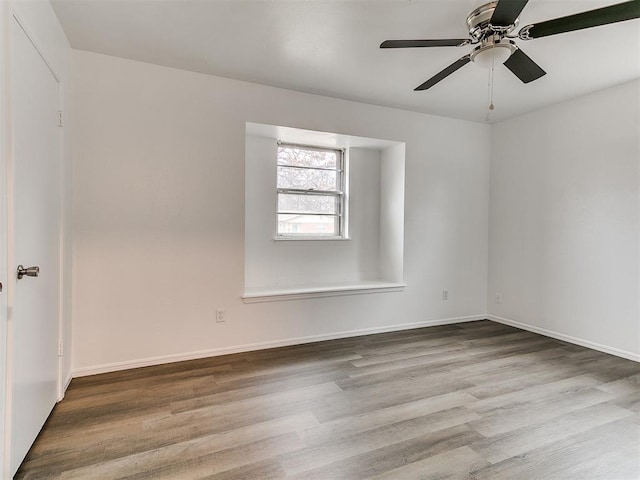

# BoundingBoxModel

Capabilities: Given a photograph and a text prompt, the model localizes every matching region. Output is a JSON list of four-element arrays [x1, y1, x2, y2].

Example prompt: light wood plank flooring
[[16, 320, 640, 479]]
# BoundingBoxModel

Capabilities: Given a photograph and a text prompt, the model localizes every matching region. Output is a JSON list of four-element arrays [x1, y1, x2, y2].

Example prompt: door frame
[[1, 2, 11, 478], [1, 6, 66, 477]]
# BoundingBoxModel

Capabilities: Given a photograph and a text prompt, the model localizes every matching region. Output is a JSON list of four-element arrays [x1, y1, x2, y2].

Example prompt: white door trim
[[9, 13, 60, 83], [0, 3, 11, 478]]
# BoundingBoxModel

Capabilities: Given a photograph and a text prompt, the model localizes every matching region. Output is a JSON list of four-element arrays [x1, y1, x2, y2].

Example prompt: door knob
[[17, 265, 39, 279]]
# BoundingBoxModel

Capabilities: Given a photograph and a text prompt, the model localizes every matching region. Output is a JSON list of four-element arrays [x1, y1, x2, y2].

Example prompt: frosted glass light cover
[[473, 45, 512, 69]]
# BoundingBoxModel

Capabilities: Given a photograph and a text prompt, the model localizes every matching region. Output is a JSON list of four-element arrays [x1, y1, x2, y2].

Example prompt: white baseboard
[[57, 370, 73, 402], [487, 314, 640, 363], [72, 314, 486, 377], [64, 371, 73, 391]]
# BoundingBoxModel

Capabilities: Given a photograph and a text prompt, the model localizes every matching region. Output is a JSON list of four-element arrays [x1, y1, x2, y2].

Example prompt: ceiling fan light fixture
[[381, 0, 640, 91], [471, 42, 515, 69]]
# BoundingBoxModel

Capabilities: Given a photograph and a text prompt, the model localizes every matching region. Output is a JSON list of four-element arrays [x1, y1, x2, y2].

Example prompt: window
[[276, 143, 346, 239]]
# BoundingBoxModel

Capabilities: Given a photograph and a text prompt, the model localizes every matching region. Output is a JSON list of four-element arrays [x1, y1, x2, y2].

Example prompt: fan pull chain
[[485, 55, 496, 122], [489, 54, 495, 111]]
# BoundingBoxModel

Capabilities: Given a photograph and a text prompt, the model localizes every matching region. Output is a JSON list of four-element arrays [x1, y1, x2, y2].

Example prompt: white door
[[9, 15, 62, 476]]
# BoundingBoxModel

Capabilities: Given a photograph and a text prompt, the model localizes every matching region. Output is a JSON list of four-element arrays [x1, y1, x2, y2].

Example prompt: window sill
[[274, 236, 351, 242], [242, 281, 405, 303]]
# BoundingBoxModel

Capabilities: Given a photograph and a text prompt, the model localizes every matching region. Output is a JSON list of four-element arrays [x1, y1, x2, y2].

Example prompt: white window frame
[[275, 142, 347, 240]]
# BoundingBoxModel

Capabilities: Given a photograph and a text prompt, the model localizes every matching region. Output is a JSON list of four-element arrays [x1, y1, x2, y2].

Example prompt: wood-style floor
[[16, 320, 640, 479]]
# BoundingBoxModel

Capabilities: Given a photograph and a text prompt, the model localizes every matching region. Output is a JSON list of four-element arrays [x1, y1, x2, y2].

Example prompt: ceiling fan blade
[[519, 0, 640, 39], [415, 55, 471, 91], [380, 39, 468, 48], [503, 48, 546, 83], [490, 0, 530, 27]]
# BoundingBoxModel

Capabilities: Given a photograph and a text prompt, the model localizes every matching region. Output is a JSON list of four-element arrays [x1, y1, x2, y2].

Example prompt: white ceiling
[[51, 0, 640, 123]]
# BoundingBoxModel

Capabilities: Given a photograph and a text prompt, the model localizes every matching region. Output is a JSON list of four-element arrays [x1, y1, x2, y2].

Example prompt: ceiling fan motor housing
[[467, 1, 519, 40]]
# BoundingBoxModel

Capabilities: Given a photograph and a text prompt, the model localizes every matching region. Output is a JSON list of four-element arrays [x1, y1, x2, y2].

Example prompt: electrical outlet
[[495, 293, 503, 304], [442, 289, 449, 301], [216, 308, 225, 323]]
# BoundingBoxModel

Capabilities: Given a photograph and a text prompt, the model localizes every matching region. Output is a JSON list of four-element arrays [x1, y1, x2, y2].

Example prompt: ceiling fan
[[381, 0, 640, 90]]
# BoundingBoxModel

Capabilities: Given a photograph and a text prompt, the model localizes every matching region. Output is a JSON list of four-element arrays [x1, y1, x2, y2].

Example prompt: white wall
[[71, 49, 490, 373], [380, 144, 405, 283], [488, 80, 640, 359]]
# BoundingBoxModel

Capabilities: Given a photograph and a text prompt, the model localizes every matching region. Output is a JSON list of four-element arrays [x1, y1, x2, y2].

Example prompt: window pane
[[277, 166, 337, 190], [278, 214, 338, 236], [278, 193, 337, 214], [277, 146, 337, 169]]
